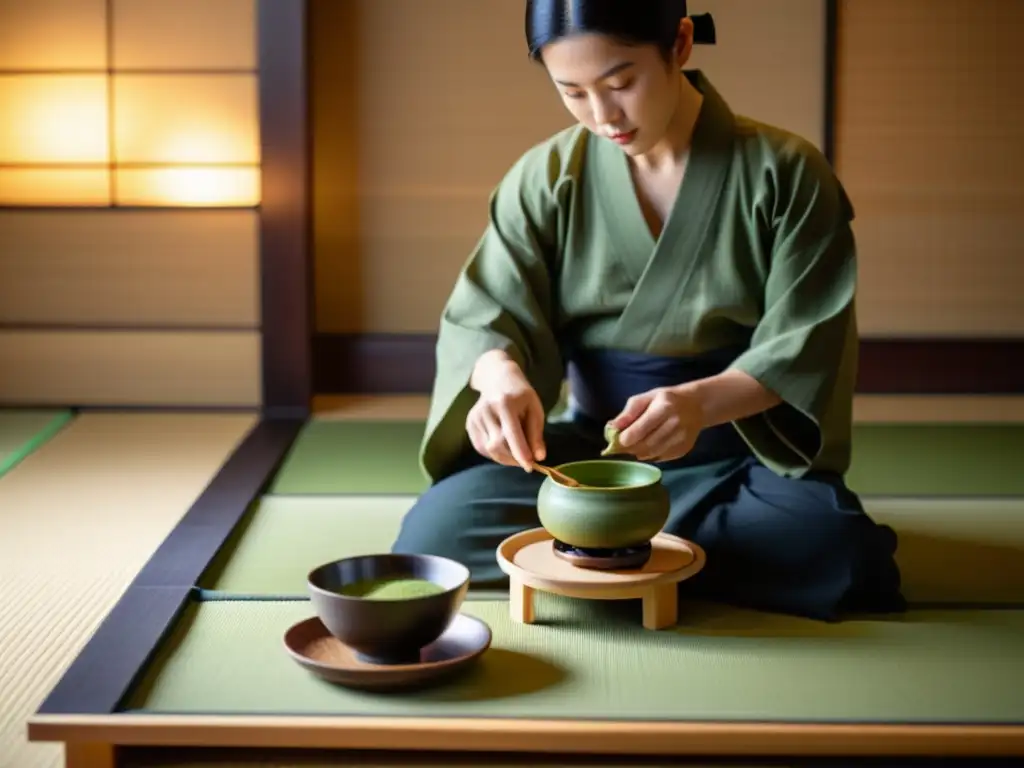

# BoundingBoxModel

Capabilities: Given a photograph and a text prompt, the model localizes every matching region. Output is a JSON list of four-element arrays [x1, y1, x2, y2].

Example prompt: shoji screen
[[0, 0, 262, 407]]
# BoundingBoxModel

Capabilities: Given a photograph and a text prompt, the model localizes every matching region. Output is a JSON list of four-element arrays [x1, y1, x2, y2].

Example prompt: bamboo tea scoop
[[531, 462, 582, 487]]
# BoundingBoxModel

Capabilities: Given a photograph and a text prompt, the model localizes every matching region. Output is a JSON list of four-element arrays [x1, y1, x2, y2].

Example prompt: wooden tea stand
[[496, 528, 706, 630]]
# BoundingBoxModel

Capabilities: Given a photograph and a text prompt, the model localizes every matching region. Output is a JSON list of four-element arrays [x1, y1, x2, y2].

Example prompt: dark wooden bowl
[[307, 553, 470, 665]]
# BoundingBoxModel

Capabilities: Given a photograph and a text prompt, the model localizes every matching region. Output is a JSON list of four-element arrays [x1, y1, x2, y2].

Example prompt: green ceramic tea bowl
[[536, 459, 670, 550]]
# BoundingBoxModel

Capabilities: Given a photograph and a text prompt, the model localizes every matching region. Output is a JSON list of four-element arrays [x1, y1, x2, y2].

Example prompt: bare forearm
[[677, 368, 782, 428]]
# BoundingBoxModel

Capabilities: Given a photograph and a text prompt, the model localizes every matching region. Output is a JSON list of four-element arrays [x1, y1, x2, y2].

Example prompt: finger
[[466, 415, 489, 457], [634, 417, 681, 461], [609, 393, 652, 431], [619, 401, 669, 448], [466, 407, 488, 455], [525, 398, 547, 461], [481, 409, 516, 466], [496, 401, 533, 470]]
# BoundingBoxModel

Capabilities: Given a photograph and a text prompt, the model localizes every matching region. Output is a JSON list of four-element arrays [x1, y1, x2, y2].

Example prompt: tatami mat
[[195, 494, 1024, 605], [125, 598, 1024, 724], [9, 394, 1024, 768], [0, 408, 73, 479], [869, 498, 1024, 604], [268, 420, 427, 495], [198, 495, 413, 597], [0, 412, 258, 768], [269, 419, 1024, 497]]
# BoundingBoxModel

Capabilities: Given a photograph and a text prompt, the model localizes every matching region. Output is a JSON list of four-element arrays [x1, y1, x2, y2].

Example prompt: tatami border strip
[[0, 408, 74, 479], [261, 490, 1024, 501], [190, 591, 1024, 612], [35, 586, 193, 716], [36, 417, 304, 716], [131, 418, 305, 588]]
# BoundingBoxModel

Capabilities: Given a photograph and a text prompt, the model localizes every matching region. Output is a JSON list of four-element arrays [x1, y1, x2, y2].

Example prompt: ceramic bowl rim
[[548, 458, 663, 491], [306, 553, 470, 604]]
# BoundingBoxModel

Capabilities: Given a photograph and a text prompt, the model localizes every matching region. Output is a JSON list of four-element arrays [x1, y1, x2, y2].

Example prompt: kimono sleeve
[[419, 143, 571, 483], [728, 142, 860, 477]]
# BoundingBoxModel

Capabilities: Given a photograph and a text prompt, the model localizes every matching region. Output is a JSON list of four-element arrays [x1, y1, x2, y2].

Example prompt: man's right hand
[[466, 350, 546, 471]]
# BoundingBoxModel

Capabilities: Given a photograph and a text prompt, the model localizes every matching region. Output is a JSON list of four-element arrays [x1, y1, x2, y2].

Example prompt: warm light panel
[[0, 76, 109, 163], [116, 167, 260, 207], [112, 0, 256, 70], [0, 169, 110, 206], [0, 3, 261, 208], [112, 75, 259, 164], [0, 0, 107, 71]]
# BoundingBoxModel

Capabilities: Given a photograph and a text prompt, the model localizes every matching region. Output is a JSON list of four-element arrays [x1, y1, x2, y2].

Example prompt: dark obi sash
[[565, 344, 754, 467]]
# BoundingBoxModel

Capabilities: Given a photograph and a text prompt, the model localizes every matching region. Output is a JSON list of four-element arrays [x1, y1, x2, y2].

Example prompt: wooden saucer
[[283, 612, 491, 691], [496, 527, 706, 630]]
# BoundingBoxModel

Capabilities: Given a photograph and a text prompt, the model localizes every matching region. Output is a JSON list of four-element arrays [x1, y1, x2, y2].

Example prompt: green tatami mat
[[197, 494, 1024, 604], [124, 597, 1024, 723], [846, 424, 1024, 497], [0, 408, 73, 479], [270, 420, 1024, 497], [269, 420, 427, 494], [198, 496, 412, 596], [869, 497, 1024, 604]]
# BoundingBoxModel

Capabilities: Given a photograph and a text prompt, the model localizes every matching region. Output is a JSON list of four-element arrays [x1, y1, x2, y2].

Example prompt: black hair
[[525, 0, 693, 61]]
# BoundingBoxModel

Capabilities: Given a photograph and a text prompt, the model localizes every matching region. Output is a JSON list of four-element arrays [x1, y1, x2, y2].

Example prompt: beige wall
[[834, 0, 1023, 337], [0, 0, 262, 408], [312, 0, 827, 334], [0, 211, 261, 407], [314, 0, 1023, 340]]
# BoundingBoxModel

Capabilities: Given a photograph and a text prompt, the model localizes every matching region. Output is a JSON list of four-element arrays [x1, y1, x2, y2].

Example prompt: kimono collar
[[682, 69, 738, 154]]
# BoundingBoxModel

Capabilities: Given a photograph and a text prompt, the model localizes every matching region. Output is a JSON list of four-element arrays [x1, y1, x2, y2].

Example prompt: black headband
[[681, 2, 717, 45]]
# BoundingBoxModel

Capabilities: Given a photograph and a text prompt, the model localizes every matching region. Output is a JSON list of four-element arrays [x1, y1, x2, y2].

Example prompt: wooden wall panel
[[0, 211, 259, 328], [310, 0, 362, 336], [835, 0, 1024, 336], [0, 330, 261, 407]]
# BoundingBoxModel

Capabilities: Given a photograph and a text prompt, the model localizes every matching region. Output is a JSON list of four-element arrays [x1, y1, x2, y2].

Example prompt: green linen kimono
[[421, 69, 858, 485]]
